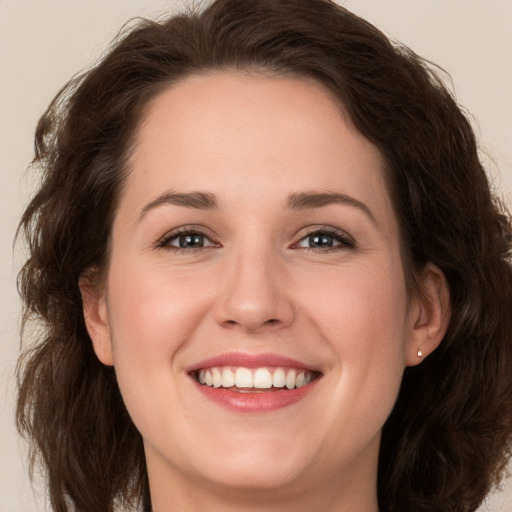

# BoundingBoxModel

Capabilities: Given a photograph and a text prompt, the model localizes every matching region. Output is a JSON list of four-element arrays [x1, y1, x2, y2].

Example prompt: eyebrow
[[138, 191, 218, 221], [137, 189, 376, 225], [287, 191, 377, 225]]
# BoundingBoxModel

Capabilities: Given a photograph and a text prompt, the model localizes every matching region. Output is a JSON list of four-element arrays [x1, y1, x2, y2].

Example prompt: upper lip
[[186, 352, 319, 373]]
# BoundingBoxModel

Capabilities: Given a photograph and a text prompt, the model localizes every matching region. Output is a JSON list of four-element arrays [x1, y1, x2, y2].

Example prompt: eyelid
[[156, 225, 221, 249], [291, 225, 356, 250], [155, 224, 354, 251]]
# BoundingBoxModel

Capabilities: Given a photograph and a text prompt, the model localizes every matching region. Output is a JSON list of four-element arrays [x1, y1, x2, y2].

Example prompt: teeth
[[212, 367, 222, 388], [222, 368, 235, 387], [295, 372, 306, 388], [196, 366, 315, 390], [272, 368, 286, 388], [285, 369, 296, 390], [235, 367, 253, 388], [254, 368, 273, 389]]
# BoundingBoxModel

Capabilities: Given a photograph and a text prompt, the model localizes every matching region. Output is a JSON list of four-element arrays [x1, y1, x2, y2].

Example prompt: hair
[[16, 0, 512, 511]]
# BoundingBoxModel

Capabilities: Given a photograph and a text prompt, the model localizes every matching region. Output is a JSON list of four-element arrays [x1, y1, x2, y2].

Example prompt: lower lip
[[192, 378, 320, 413]]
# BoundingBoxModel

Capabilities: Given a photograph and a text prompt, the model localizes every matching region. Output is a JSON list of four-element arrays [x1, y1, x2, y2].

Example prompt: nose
[[213, 248, 295, 334]]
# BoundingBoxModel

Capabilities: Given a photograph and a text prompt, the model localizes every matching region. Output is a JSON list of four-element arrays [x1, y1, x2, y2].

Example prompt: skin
[[81, 72, 450, 512]]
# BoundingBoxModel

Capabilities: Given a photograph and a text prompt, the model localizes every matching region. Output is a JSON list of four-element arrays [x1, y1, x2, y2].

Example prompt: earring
[[417, 349, 423, 358]]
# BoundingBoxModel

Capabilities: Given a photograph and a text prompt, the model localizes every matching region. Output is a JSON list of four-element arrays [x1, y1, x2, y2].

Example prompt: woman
[[16, 0, 512, 511]]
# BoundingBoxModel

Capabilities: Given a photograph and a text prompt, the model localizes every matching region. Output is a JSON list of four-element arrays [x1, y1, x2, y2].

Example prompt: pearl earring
[[417, 349, 423, 358]]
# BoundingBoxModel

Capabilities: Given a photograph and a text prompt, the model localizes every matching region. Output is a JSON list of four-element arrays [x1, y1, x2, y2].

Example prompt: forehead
[[122, 71, 394, 227]]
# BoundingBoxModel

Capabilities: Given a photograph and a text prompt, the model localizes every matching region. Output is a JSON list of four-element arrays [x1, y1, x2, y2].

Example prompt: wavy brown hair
[[16, 1, 512, 511]]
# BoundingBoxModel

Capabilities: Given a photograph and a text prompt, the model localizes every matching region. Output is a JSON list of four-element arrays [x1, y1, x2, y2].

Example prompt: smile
[[195, 366, 317, 391], [188, 353, 322, 412]]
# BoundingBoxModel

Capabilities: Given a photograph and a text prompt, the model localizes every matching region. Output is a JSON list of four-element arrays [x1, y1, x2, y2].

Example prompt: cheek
[[294, 257, 408, 411], [104, 261, 215, 438], [104, 260, 214, 406], [107, 260, 212, 348], [297, 257, 409, 351]]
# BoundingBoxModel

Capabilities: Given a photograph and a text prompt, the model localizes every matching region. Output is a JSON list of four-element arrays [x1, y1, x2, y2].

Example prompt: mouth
[[192, 366, 320, 391], [188, 353, 322, 412]]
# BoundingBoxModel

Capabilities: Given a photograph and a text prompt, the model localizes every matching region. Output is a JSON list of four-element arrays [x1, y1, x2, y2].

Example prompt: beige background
[[1, 1, 511, 510]]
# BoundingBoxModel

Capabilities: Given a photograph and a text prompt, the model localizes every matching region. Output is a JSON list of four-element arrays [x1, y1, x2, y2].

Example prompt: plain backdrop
[[1, 1, 511, 511]]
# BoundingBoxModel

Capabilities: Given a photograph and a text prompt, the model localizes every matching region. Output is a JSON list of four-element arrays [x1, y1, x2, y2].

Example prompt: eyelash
[[293, 225, 356, 253], [157, 226, 220, 253], [156, 225, 356, 253]]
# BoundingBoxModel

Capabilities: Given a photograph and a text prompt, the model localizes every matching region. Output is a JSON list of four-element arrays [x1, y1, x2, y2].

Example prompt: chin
[[197, 456, 309, 494]]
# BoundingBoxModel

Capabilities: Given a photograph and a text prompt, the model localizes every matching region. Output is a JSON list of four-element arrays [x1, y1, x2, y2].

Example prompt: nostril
[[222, 319, 244, 330], [220, 317, 284, 333]]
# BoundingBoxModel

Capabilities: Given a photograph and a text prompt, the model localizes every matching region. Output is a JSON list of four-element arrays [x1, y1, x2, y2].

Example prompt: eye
[[295, 227, 355, 251], [157, 228, 218, 251], [299, 233, 338, 249], [171, 233, 207, 248]]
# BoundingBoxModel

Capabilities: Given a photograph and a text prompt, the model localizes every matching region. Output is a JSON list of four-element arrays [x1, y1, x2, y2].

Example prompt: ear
[[79, 271, 114, 366], [405, 263, 451, 367]]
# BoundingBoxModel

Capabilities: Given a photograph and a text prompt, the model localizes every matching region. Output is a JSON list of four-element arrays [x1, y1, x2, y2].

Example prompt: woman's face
[[84, 72, 431, 504]]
